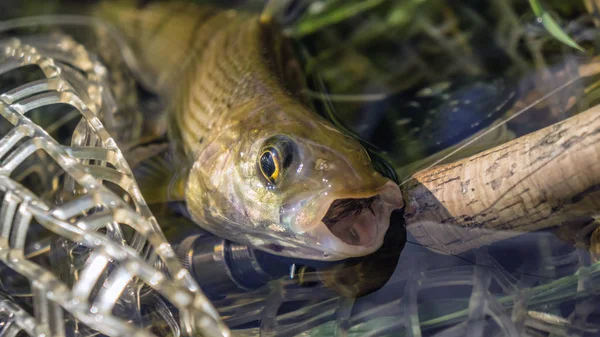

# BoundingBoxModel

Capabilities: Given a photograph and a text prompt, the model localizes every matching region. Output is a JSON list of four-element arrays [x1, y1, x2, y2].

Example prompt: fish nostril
[[315, 158, 331, 171]]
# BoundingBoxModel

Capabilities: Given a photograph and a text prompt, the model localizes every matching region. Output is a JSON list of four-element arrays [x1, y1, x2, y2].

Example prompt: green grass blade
[[529, 0, 585, 52], [288, 0, 387, 37]]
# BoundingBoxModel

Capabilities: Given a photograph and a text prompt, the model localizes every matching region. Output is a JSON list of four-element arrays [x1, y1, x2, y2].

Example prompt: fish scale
[[174, 11, 286, 157]]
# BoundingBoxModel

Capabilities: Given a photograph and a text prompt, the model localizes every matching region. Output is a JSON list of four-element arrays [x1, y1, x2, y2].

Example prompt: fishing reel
[[170, 210, 407, 299], [174, 233, 289, 297]]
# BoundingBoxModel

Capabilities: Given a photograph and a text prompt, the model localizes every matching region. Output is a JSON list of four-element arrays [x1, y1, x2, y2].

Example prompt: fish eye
[[260, 147, 281, 184], [258, 135, 296, 185]]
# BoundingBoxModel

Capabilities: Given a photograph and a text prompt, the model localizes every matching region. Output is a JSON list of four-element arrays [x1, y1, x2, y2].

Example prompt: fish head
[[186, 108, 403, 261]]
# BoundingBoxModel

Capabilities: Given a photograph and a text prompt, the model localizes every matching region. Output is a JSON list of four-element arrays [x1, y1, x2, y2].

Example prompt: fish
[[96, 1, 403, 261]]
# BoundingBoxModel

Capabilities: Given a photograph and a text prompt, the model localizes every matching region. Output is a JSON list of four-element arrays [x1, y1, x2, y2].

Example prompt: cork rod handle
[[402, 105, 600, 255]]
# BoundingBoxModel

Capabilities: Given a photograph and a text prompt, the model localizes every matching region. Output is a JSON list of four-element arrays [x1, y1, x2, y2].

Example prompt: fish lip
[[307, 180, 404, 260]]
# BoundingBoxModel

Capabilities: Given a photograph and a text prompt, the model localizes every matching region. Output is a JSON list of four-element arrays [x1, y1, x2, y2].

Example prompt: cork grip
[[402, 105, 600, 255]]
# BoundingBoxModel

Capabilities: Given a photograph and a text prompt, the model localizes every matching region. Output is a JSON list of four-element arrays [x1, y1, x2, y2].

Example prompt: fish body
[[99, 1, 403, 261]]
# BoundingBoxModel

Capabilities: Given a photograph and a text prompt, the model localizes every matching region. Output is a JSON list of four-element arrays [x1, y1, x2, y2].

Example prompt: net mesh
[[0, 34, 228, 337]]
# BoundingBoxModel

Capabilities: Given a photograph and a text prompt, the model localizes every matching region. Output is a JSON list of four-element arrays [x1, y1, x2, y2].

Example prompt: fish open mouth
[[282, 180, 402, 260], [316, 181, 403, 252], [322, 196, 380, 246]]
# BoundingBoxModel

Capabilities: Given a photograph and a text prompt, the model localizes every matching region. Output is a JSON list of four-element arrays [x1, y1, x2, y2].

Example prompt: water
[[0, 1, 598, 337]]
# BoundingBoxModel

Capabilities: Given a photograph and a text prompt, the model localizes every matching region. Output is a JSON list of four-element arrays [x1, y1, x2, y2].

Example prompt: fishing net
[[0, 30, 227, 337]]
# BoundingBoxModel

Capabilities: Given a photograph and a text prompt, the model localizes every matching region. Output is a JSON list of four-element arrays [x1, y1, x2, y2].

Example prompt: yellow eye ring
[[259, 147, 281, 184]]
